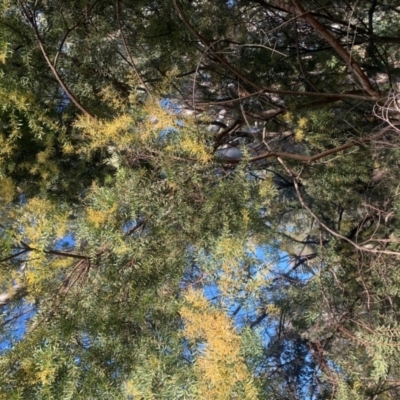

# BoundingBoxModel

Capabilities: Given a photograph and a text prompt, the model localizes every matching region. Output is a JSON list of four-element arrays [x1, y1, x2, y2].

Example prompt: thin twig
[[18, 0, 94, 118], [116, 0, 152, 97], [276, 157, 400, 256]]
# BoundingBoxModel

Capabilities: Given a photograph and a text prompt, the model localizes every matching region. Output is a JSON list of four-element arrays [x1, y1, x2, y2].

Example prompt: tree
[[1, 0, 400, 398]]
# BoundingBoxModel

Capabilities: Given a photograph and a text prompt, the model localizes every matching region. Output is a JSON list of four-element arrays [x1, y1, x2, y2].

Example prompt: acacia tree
[[1, 0, 400, 398]]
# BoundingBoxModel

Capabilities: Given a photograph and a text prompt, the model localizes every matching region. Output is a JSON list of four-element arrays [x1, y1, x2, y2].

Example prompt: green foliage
[[1, 0, 400, 399]]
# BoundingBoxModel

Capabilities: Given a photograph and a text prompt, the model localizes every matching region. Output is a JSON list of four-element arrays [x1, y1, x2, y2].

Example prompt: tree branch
[[277, 156, 400, 256], [273, 0, 380, 98], [18, 0, 94, 118], [116, 0, 152, 97], [224, 124, 398, 165]]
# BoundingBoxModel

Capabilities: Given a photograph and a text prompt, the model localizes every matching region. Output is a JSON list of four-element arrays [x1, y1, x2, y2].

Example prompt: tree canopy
[[1, 0, 400, 398]]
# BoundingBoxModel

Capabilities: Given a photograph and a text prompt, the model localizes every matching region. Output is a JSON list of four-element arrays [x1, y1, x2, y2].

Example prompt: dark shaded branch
[[18, 0, 94, 118], [250, 312, 268, 328], [0, 249, 30, 263], [225, 124, 398, 165], [116, 0, 152, 97], [18, 241, 90, 260], [273, 0, 380, 98]]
